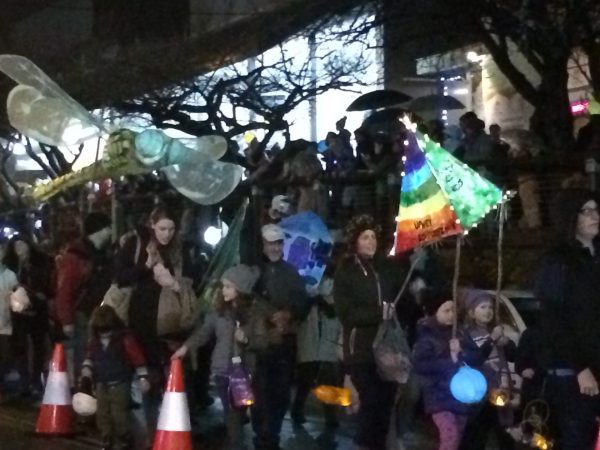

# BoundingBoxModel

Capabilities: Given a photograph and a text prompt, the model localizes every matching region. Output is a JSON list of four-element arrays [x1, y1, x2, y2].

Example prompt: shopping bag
[[372, 317, 412, 384]]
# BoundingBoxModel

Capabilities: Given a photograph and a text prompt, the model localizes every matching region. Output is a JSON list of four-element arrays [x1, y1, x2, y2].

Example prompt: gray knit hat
[[221, 264, 260, 295], [462, 289, 494, 311]]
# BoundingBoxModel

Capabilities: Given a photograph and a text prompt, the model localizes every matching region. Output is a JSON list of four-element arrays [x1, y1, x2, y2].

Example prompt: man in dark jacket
[[252, 223, 309, 450], [535, 189, 600, 449], [55, 212, 112, 383]]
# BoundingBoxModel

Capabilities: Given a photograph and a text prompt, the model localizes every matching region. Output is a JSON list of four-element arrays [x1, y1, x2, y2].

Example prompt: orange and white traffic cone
[[152, 358, 192, 450], [35, 343, 74, 436]]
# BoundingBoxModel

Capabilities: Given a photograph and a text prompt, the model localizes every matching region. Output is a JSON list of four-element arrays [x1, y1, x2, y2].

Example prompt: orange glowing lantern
[[490, 388, 510, 407], [532, 432, 552, 449], [312, 385, 352, 407]]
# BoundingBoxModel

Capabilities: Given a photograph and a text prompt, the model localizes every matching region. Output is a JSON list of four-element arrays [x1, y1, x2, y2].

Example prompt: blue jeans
[[547, 375, 600, 450]]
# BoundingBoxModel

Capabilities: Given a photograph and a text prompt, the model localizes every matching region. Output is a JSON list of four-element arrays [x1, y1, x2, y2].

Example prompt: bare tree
[[339, 0, 600, 153], [112, 29, 371, 151]]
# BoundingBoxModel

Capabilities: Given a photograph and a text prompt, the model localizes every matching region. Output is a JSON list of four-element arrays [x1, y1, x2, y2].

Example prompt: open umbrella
[[410, 94, 465, 112], [346, 89, 412, 112], [363, 107, 409, 125], [392, 127, 503, 254]]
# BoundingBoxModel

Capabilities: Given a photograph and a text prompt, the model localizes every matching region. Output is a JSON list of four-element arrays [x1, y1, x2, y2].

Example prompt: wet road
[[0, 396, 436, 450]]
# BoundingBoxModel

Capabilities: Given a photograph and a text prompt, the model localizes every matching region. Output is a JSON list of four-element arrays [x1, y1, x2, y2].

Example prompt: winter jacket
[[465, 324, 516, 389], [115, 231, 191, 363], [296, 297, 342, 364], [334, 255, 403, 365], [0, 267, 18, 335], [184, 298, 274, 375], [257, 259, 309, 326], [83, 329, 148, 383], [535, 241, 600, 378], [412, 317, 484, 415], [55, 238, 112, 326]]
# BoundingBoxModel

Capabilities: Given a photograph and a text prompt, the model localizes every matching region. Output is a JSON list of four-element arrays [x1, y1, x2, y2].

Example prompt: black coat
[[334, 254, 404, 365], [115, 230, 190, 363], [535, 241, 600, 377]]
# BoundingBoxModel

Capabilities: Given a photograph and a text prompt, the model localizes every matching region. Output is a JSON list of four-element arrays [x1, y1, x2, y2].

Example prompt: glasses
[[579, 207, 599, 217]]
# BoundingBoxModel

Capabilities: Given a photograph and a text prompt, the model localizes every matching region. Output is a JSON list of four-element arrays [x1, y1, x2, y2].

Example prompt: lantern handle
[[452, 235, 463, 338]]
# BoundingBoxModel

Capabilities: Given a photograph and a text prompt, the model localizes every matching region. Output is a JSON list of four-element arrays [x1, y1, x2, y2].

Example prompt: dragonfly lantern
[[0, 55, 244, 205]]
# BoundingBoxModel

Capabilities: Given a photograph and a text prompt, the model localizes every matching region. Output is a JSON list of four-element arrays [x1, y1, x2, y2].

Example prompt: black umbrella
[[410, 94, 465, 112], [360, 108, 423, 136], [346, 89, 412, 112], [363, 107, 408, 126]]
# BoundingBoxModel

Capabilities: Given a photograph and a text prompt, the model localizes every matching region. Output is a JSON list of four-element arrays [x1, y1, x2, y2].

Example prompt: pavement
[[0, 393, 437, 450]]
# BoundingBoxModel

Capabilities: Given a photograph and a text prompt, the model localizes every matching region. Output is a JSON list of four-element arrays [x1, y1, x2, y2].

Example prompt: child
[[412, 288, 483, 450], [460, 289, 517, 450], [171, 264, 272, 450], [81, 305, 150, 450], [0, 243, 18, 398]]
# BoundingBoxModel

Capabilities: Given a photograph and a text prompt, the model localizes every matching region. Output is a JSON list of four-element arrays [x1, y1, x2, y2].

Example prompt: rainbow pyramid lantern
[[392, 125, 504, 254]]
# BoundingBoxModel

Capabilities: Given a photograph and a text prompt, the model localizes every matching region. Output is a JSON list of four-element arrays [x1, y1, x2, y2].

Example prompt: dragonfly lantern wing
[[0, 54, 109, 147]]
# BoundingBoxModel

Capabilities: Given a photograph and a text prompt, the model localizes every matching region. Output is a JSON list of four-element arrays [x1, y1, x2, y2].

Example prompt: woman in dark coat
[[115, 206, 191, 366], [535, 189, 600, 449], [334, 214, 405, 450], [4, 234, 53, 396]]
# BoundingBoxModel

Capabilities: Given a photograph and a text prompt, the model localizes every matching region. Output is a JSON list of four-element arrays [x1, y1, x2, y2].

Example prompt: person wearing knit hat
[[421, 286, 453, 317], [461, 287, 517, 450], [221, 264, 260, 296], [413, 287, 483, 450], [535, 188, 600, 449], [462, 289, 495, 314], [172, 263, 268, 450], [334, 214, 404, 450]]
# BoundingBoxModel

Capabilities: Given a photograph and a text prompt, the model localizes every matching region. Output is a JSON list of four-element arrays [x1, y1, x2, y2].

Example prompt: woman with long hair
[[115, 205, 188, 365], [114, 205, 191, 441], [334, 215, 404, 450], [4, 233, 53, 396]]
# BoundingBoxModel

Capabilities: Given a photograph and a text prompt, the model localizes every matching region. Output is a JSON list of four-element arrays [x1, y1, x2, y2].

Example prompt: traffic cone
[[152, 358, 192, 450], [35, 343, 74, 436]]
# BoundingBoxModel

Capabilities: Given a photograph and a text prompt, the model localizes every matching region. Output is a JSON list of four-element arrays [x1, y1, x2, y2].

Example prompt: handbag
[[369, 263, 412, 384], [156, 273, 195, 337], [101, 235, 141, 324]]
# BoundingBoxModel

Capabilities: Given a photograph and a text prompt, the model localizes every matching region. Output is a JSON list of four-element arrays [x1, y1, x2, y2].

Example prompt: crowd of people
[[0, 110, 598, 450]]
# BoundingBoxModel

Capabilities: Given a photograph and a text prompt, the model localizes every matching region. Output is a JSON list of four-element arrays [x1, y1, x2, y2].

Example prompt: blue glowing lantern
[[450, 365, 487, 404]]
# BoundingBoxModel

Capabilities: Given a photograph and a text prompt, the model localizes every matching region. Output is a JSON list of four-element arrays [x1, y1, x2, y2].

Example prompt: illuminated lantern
[[490, 388, 510, 407], [228, 357, 254, 408], [313, 385, 352, 407], [450, 365, 487, 404], [72, 392, 97, 417], [392, 123, 503, 254], [532, 432, 551, 449], [9, 287, 30, 313]]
